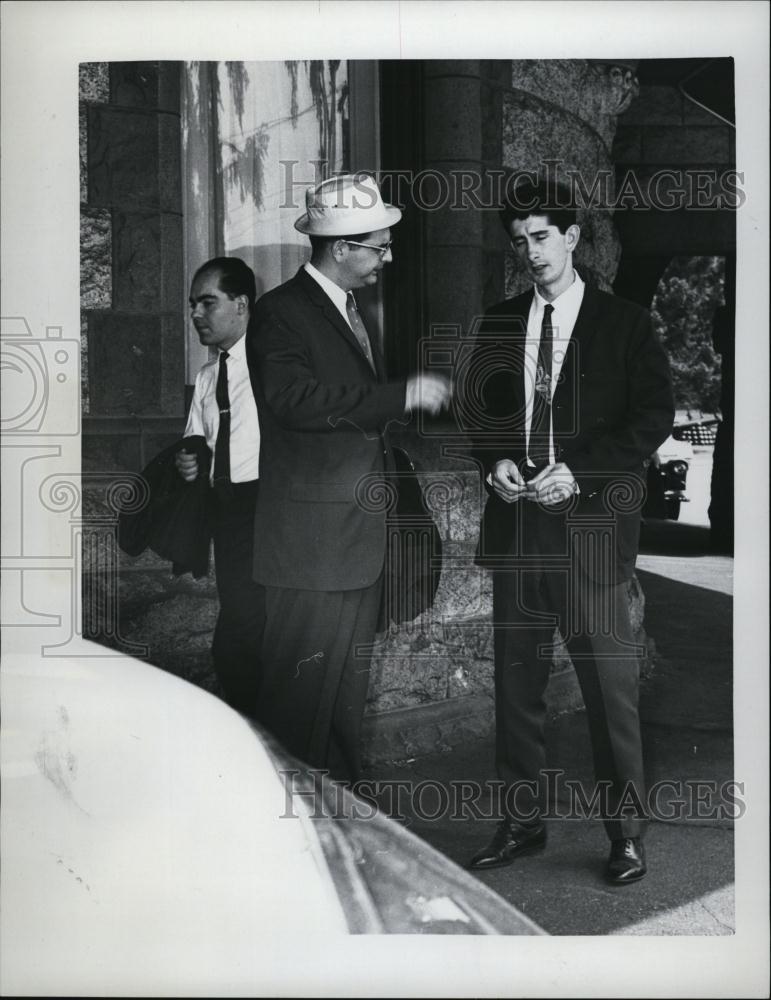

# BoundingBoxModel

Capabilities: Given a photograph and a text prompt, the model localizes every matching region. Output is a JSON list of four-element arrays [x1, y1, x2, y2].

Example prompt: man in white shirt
[[247, 174, 451, 781], [176, 257, 264, 716], [467, 180, 674, 884]]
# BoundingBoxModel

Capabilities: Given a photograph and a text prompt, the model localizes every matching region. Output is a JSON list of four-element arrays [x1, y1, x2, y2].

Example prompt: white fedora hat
[[294, 173, 402, 236]]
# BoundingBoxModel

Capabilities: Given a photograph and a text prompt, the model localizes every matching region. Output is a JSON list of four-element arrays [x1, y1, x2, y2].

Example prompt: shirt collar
[[304, 260, 349, 314], [533, 270, 585, 314], [219, 331, 247, 361]]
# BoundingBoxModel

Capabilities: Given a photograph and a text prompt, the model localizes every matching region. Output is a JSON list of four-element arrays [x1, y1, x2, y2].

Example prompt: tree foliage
[[650, 256, 725, 414]]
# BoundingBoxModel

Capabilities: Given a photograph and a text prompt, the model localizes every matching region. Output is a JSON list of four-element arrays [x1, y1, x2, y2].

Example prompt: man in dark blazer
[[247, 174, 450, 782], [466, 180, 674, 884]]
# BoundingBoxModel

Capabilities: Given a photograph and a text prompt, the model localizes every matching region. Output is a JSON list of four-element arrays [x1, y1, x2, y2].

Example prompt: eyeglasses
[[343, 239, 393, 258]]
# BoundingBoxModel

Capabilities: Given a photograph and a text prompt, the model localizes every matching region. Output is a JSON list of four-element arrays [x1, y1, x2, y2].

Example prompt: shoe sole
[[467, 840, 547, 871], [605, 869, 647, 885]]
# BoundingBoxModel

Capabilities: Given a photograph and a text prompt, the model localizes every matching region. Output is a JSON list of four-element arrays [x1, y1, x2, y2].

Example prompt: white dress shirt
[[184, 332, 260, 483], [524, 271, 585, 465]]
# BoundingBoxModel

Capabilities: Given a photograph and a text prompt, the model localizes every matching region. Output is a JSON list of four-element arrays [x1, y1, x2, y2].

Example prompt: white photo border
[[1, 1, 768, 996]]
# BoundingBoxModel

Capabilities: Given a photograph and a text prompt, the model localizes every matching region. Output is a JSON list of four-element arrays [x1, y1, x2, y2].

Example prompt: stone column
[[421, 61, 513, 331], [421, 61, 484, 332], [81, 62, 185, 471]]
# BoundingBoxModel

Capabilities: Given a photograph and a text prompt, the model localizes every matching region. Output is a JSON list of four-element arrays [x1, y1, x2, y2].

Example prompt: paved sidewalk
[[370, 520, 735, 935]]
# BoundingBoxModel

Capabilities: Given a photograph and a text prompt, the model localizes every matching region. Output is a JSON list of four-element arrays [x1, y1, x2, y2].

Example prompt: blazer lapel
[[502, 290, 533, 415], [553, 282, 600, 408], [295, 268, 378, 377], [370, 330, 386, 383]]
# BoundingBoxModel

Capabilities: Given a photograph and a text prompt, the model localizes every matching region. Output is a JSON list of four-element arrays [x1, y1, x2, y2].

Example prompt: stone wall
[[80, 62, 186, 473], [501, 59, 641, 295], [612, 73, 737, 261]]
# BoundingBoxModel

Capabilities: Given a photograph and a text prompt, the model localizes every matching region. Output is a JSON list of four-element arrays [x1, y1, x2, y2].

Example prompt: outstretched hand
[[405, 373, 452, 416]]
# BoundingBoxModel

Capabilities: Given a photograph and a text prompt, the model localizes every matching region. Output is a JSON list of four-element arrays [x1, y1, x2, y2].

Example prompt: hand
[[175, 448, 200, 482], [491, 459, 528, 503], [405, 374, 452, 416], [527, 462, 577, 506]]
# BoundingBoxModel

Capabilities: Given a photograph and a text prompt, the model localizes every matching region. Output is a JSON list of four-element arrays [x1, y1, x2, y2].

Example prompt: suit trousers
[[255, 575, 383, 782], [492, 502, 646, 840], [211, 480, 265, 717]]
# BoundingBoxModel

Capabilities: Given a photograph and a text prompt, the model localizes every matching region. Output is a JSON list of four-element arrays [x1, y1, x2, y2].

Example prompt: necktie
[[213, 350, 231, 487], [346, 293, 375, 371], [529, 303, 554, 468]]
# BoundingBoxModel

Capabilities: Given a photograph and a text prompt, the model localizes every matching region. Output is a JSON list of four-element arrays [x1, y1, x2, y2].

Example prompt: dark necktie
[[529, 303, 554, 467], [346, 292, 375, 371], [213, 350, 231, 487]]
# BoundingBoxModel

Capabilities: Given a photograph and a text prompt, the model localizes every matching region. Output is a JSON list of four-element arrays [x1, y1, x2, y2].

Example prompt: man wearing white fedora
[[246, 173, 450, 781]]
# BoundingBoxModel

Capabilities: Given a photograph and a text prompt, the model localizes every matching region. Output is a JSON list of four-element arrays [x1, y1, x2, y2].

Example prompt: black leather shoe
[[467, 820, 547, 871], [605, 837, 646, 884]]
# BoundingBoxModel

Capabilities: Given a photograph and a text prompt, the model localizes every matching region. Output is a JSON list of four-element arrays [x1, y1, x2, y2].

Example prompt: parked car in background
[[644, 433, 694, 521]]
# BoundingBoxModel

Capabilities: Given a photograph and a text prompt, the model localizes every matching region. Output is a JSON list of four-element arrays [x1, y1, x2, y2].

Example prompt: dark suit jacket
[[470, 283, 674, 582], [247, 267, 408, 592]]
